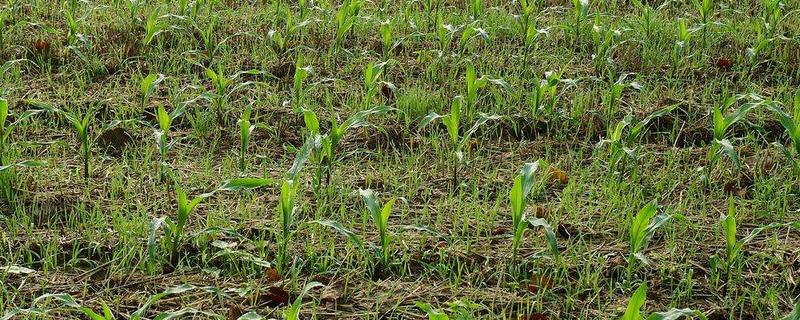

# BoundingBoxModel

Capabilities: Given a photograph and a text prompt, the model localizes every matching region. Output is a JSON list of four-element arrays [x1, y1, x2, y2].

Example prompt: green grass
[[0, 0, 799, 319]]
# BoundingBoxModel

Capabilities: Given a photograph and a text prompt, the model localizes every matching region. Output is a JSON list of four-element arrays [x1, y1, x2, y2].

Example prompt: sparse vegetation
[[0, 0, 798, 319]]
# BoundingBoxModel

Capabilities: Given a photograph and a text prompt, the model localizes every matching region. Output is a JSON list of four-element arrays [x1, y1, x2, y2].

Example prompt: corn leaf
[[621, 283, 647, 320]]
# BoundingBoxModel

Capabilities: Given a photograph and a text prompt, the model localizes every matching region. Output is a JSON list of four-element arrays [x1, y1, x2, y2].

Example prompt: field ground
[[1, 0, 800, 319]]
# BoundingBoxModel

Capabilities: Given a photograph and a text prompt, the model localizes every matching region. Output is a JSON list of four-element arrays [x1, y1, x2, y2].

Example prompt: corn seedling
[[509, 161, 541, 261], [360, 189, 397, 268], [416, 302, 451, 320], [570, 0, 590, 48], [469, 0, 482, 21], [293, 55, 312, 111], [238, 105, 254, 174], [139, 73, 165, 110], [747, 21, 772, 71], [627, 202, 671, 280], [303, 105, 394, 190], [767, 90, 800, 174], [420, 97, 500, 188], [194, 15, 218, 62], [707, 93, 758, 175], [0, 98, 43, 166], [602, 75, 642, 127], [622, 283, 707, 320], [692, 0, 713, 48], [517, 0, 543, 69], [364, 61, 394, 107], [32, 102, 94, 180], [63, 0, 80, 45], [630, 0, 656, 44], [334, 0, 363, 49], [671, 19, 691, 76], [284, 282, 323, 320], [458, 23, 489, 56], [719, 198, 776, 281], [379, 19, 394, 58], [277, 179, 299, 273], [155, 104, 185, 182], [762, 0, 783, 37], [597, 105, 677, 172], [464, 62, 509, 123], [591, 17, 619, 75], [204, 65, 262, 125], [142, 8, 168, 49], [147, 177, 271, 272], [529, 71, 560, 119]]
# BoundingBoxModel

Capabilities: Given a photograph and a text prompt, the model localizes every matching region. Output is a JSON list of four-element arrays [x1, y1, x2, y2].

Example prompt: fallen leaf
[[227, 304, 243, 320], [547, 166, 568, 185], [265, 268, 281, 282], [527, 274, 554, 292], [533, 206, 550, 218], [715, 58, 733, 70], [254, 286, 290, 307], [1, 265, 35, 274]]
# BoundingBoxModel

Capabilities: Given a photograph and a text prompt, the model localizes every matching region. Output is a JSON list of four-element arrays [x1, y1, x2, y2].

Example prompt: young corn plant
[[508, 161, 558, 261], [597, 105, 677, 173], [204, 65, 262, 125], [469, 0, 483, 21], [359, 189, 397, 268], [334, 0, 363, 49], [277, 179, 299, 274], [517, 0, 542, 67], [706, 94, 758, 177], [621, 283, 708, 320], [420, 96, 501, 188], [458, 22, 489, 56], [747, 21, 772, 72], [570, 0, 590, 49], [63, 0, 80, 46], [147, 177, 271, 272], [693, 0, 713, 48], [364, 61, 394, 107], [155, 104, 185, 182], [627, 202, 671, 280], [379, 19, 394, 58], [194, 16, 218, 62], [529, 71, 560, 119], [34, 102, 94, 180], [591, 17, 619, 75], [464, 63, 509, 123], [238, 105, 254, 174], [719, 197, 775, 282], [671, 19, 691, 76], [142, 8, 168, 49], [293, 55, 313, 112], [767, 90, 800, 174], [139, 73, 165, 111], [0, 98, 43, 166], [283, 282, 323, 320], [302, 105, 394, 190]]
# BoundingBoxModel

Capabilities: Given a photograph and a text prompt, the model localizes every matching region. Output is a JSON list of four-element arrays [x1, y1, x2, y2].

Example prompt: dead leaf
[[254, 286, 290, 307], [227, 304, 243, 320], [527, 274, 554, 292], [533, 206, 550, 219], [547, 166, 568, 185], [265, 268, 281, 282]]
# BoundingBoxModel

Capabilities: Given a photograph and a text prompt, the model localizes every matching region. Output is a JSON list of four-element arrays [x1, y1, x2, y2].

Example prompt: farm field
[[1, 0, 800, 319]]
